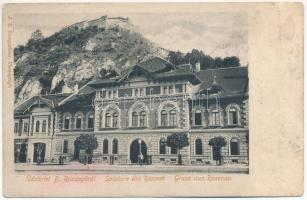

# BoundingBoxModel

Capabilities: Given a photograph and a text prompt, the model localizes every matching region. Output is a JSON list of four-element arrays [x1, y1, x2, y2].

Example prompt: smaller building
[[14, 93, 71, 163]]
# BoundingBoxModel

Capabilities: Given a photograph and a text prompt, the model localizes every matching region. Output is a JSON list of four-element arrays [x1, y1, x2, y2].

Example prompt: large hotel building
[[14, 57, 249, 165]]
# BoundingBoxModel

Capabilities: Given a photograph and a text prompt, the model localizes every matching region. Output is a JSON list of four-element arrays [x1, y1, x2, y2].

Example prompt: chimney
[[195, 61, 201, 72], [74, 84, 79, 94]]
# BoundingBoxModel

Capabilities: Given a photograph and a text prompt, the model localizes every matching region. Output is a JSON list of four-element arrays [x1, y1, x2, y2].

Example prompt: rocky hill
[[14, 16, 168, 104]]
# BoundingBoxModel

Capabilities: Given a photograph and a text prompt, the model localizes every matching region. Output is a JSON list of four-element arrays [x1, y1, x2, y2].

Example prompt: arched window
[[112, 113, 118, 128], [139, 111, 146, 127], [103, 139, 109, 154], [76, 115, 82, 129], [212, 109, 220, 126], [105, 113, 111, 128], [112, 139, 118, 154], [161, 110, 168, 126], [42, 120, 47, 133], [195, 111, 202, 125], [169, 110, 177, 126], [88, 114, 94, 129], [64, 116, 70, 129], [35, 121, 40, 132], [229, 107, 238, 125], [103, 106, 120, 128], [63, 140, 68, 154], [132, 112, 138, 127], [230, 138, 240, 155], [159, 138, 166, 154], [195, 139, 203, 155]]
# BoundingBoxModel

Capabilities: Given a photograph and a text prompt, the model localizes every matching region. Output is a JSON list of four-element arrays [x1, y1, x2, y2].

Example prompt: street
[[14, 163, 249, 174]]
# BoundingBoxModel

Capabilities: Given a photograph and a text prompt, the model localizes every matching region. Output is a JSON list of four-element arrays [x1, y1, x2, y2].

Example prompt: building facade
[[14, 57, 249, 166]]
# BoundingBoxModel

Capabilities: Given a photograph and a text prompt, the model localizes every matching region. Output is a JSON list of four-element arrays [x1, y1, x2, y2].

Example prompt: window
[[14, 122, 18, 134], [112, 139, 118, 154], [140, 88, 145, 96], [64, 116, 70, 129], [171, 146, 177, 154], [23, 122, 28, 133], [169, 86, 174, 94], [169, 110, 177, 126], [195, 112, 202, 125], [195, 139, 203, 155], [105, 113, 111, 128], [229, 107, 238, 125], [35, 121, 40, 132], [134, 88, 139, 96], [42, 120, 47, 133], [161, 111, 168, 126], [212, 110, 220, 126], [88, 114, 94, 129], [139, 111, 146, 127], [230, 138, 240, 155], [97, 91, 103, 99], [63, 140, 68, 154], [18, 121, 23, 136], [76, 115, 82, 129], [159, 138, 166, 154], [163, 86, 168, 95], [132, 112, 138, 127], [108, 91, 112, 99], [103, 139, 108, 154], [112, 113, 118, 128], [175, 84, 182, 93], [113, 90, 117, 98]]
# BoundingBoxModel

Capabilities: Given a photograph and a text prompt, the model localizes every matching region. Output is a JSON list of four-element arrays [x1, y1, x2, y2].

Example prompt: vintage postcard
[[2, 2, 304, 197]]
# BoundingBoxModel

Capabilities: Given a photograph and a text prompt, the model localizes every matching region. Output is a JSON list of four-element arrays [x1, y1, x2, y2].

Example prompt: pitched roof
[[40, 93, 73, 105], [177, 64, 192, 72], [89, 56, 200, 87], [196, 67, 248, 98], [137, 57, 175, 73], [58, 82, 96, 106], [58, 91, 95, 109], [14, 93, 72, 114]]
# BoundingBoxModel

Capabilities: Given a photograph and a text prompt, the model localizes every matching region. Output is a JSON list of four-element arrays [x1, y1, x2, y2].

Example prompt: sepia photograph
[[12, 11, 249, 174], [2, 2, 303, 197]]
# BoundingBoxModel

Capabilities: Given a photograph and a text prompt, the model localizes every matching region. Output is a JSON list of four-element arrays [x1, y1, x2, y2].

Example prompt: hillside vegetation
[[14, 16, 240, 104]]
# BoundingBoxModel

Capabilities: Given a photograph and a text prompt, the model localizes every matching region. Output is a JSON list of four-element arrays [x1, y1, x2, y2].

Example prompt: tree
[[74, 134, 99, 164], [214, 57, 223, 68], [166, 133, 189, 165], [167, 49, 241, 70], [167, 51, 186, 65], [31, 29, 44, 41], [209, 136, 226, 165], [221, 56, 240, 68], [26, 29, 44, 52]]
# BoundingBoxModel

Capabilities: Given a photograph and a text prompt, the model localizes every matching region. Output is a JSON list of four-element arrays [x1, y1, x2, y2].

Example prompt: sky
[[13, 12, 248, 65]]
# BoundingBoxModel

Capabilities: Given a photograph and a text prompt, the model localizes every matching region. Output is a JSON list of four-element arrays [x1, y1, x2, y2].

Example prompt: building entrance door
[[33, 143, 46, 163], [130, 139, 147, 164]]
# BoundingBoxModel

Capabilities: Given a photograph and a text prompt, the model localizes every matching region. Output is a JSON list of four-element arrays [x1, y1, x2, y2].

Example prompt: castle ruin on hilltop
[[67, 16, 131, 30]]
